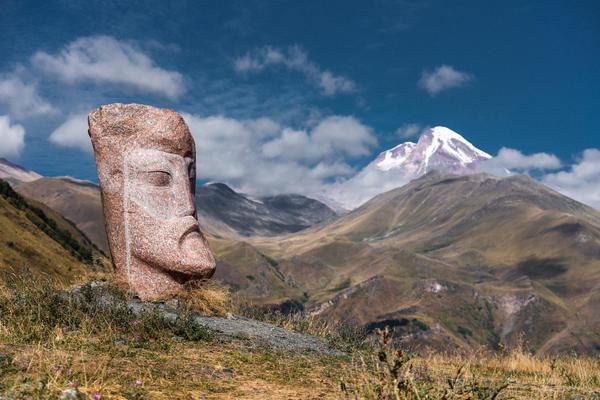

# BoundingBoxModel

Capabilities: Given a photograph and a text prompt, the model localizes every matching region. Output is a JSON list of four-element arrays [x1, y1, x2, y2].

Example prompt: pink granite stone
[[88, 103, 216, 300]]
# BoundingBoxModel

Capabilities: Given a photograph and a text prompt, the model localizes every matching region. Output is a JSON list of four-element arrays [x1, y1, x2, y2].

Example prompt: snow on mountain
[[372, 126, 491, 176], [0, 158, 42, 183], [373, 142, 417, 171], [323, 126, 494, 209]]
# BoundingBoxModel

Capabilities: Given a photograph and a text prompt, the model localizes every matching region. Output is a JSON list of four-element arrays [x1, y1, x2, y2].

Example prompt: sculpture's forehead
[[126, 148, 193, 166], [89, 104, 196, 157]]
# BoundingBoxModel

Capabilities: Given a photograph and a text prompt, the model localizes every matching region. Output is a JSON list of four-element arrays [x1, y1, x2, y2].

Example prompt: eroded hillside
[[242, 172, 600, 354]]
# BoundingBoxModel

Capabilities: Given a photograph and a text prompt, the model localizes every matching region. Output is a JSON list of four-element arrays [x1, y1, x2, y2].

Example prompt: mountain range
[[4, 160, 338, 253], [196, 182, 337, 237], [1, 127, 599, 354]]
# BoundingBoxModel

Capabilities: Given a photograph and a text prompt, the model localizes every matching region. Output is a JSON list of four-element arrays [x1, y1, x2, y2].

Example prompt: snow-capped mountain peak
[[372, 126, 491, 176], [421, 126, 491, 168], [373, 141, 416, 171]]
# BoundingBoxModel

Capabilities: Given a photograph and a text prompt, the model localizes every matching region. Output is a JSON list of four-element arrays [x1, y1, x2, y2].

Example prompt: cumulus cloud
[[419, 65, 474, 96], [395, 123, 422, 139], [32, 36, 184, 99], [234, 46, 356, 96], [183, 113, 375, 195], [309, 116, 376, 157], [0, 115, 26, 158], [480, 147, 562, 175], [261, 116, 375, 162], [542, 149, 600, 209], [0, 74, 55, 118], [494, 147, 562, 170], [49, 113, 91, 152]]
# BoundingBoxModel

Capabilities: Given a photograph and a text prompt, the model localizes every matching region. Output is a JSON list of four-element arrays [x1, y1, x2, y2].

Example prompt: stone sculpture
[[88, 103, 216, 300]]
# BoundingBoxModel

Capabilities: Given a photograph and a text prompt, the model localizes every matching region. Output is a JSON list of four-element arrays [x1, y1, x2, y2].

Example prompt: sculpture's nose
[[181, 189, 197, 217]]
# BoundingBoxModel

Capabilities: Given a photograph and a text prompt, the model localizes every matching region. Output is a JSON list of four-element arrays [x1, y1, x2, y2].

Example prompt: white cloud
[[318, 71, 356, 96], [494, 147, 562, 170], [324, 163, 413, 209], [395, 123, 422, 139], [480, 147, 562, 175], [49, 113, 91, 152], [0, 115, 26, 158], [0, 74, 55, 118], [419, 65, 474, 96], [183, 113, 375, 195], [234, 46, 356, 96], [261, 116, 375, 162], [311, 116, 377, 156], [32, 36, 184, 99], [542, 149, 600, 209]]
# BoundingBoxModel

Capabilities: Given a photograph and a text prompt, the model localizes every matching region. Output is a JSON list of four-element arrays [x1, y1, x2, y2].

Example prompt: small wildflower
[[93, 394, 102, 400], [135, 379, 142, 385]]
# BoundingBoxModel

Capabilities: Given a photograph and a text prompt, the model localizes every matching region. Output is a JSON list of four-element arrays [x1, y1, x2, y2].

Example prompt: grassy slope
[[16, 177, 109, 253], [210, 238, 302, 304], [0, 279, 598, 399], [242, 173, 600, 354], [3, 338, 599, 399], [0, 180, 109, 282], [0, 278, 600, 400]]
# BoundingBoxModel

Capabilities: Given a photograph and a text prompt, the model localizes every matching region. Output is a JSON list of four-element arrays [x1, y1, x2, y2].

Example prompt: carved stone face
[[124, 148, 213, 276], [88, 103, 215, 300]]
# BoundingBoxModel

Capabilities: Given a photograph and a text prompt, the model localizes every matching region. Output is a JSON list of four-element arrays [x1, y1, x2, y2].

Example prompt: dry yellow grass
[[340, 330, 600, 399], [410, 353, 600, 399], [2, 336, 598, 399], [1, 277, 598, 399], [0, 339, 343, 399], [179, 280, 232, 317]]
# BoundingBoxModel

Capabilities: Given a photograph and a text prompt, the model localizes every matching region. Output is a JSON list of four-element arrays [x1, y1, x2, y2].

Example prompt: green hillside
[[0, 179, 108, 282]]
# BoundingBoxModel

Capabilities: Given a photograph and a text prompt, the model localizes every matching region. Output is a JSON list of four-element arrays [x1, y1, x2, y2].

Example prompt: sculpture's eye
[[147, 171, 172, 187], [188, 164, 196, 185]]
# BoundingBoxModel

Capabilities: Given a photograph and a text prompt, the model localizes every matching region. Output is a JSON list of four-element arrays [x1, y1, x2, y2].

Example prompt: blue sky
[[0, 0, 599, 207]]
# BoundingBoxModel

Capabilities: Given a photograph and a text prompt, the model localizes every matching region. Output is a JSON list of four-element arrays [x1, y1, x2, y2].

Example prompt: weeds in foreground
[[236, 304, 368, 352], [340, 326, 510, 399], [0, 274, 214, 347]]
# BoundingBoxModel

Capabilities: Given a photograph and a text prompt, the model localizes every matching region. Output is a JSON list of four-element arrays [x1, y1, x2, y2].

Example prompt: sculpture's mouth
[[180, 218, 206, 258], [181, 221, 200, 238]]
